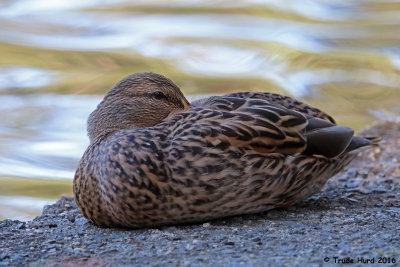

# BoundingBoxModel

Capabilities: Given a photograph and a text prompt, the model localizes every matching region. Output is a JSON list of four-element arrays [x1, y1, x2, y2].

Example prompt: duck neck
[[86, 104, 174, 144]]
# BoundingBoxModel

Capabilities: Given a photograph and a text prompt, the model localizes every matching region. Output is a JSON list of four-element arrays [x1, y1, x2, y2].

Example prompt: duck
[[74, 72, 375, 228]]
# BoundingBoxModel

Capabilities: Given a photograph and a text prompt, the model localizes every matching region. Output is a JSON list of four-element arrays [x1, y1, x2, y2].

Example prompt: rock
[[224, 241, 235, 246], [345, 168, 358, 179], [16, 222, 26, 230], [87, 243, 103, 249], [387, 208, 400, 214], [74, 217, 89, 225], [345, 180, 360, 188], [99, 248, 118, 255], [337, 242, 351, 251]]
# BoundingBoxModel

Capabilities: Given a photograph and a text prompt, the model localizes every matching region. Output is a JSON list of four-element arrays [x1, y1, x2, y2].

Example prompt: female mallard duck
[[74, 72, 374, 228]]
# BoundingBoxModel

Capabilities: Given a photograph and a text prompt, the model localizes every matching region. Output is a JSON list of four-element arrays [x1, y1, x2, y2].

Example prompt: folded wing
[[182, 95, 369, 158], [220, 91, 335, 123], [173, 96, 308, 155]]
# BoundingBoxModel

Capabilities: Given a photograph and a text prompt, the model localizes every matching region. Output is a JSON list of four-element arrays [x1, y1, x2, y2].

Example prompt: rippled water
[[0, 0, 399, 220]]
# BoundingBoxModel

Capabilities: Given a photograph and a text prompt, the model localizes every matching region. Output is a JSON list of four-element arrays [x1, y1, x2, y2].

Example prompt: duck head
[[87, 72, 190, 143]]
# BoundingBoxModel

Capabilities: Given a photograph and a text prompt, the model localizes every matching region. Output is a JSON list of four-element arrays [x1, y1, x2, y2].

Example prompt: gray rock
[[337, 241, 351, 251], [87, 243, 103, 249], [74, 217, 89, 225], [345, 168, 358, 178], [16, 222, 26, 230], [345, 180, 360, 188]]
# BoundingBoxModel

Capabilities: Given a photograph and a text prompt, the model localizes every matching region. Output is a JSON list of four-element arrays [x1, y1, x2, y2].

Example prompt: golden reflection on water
[[0, 0, 399, 220], [0, 178, 72, 220]]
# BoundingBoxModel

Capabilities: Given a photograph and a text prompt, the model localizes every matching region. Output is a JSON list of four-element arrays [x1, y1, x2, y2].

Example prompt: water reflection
[[0, 94, 99, 180], [0, 195, 54, 220], [0, 67, 56, 89], [0, 0, 399, 220]]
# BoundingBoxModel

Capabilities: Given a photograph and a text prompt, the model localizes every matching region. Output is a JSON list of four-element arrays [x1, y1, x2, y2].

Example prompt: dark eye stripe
[[153, 91, 166, 99], [151, 92, 185, 109]]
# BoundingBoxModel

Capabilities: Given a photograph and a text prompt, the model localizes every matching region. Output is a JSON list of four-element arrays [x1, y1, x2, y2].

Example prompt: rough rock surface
[[0, 121, 399, 267]]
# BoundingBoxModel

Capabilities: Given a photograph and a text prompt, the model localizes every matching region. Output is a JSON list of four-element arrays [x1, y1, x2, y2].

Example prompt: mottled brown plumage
[[74, 72, 374, 228]]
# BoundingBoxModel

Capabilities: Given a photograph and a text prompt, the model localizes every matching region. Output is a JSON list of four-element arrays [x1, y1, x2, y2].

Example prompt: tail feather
[[343, 136, 380, 154], [305, 117, 335, 131], [304, 125, 354, 158], [303, 117, 379, 158]]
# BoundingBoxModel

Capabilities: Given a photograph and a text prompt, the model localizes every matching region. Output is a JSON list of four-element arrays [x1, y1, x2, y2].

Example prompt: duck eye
[[153, 91, 166, 99]]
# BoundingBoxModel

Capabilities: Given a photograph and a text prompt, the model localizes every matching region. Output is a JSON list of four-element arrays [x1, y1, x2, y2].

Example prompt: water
[[0, 0, 399, 220]]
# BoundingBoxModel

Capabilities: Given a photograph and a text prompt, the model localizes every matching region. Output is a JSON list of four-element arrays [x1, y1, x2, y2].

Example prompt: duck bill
[[182, 97, 191, 110]]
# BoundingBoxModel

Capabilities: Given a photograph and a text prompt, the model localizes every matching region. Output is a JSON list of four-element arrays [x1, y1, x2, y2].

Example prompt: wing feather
[[220, 92, 335, 123], [171, 96, 308, 155]]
